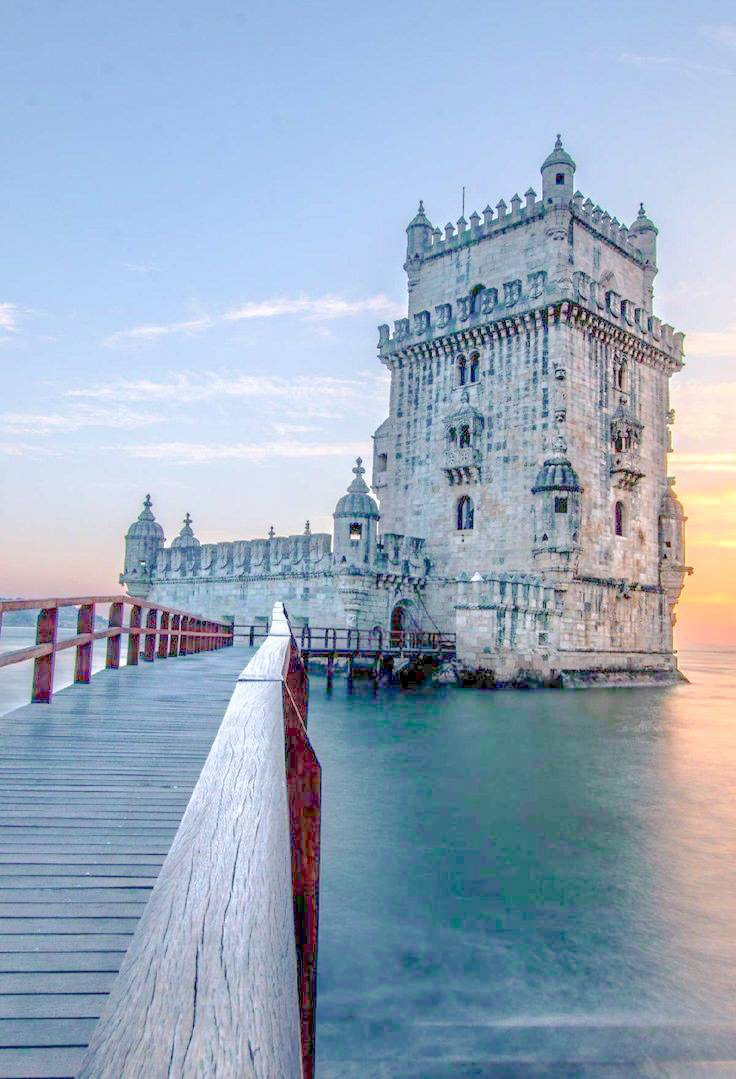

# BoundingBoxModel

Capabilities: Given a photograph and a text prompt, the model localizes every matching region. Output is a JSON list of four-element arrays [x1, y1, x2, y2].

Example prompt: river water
[[2, 637, 735, 1074]]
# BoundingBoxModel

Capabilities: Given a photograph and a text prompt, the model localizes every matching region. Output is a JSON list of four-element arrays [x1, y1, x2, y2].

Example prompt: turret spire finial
[[304, 520, 311, 536], [418, 199, 424, 214], [183, 511, 192, 528], [555, 133, 562, 149], [138, 493, 155, 521], [144, 493, 152, 509], [268, 524, 275, 539]]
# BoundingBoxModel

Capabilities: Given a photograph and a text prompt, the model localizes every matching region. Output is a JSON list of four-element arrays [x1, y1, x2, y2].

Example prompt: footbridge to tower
[[0, 596, 322, 1079]]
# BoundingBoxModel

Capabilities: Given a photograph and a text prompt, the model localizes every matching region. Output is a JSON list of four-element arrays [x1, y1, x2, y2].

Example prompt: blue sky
[[2, 0, 735, 610]]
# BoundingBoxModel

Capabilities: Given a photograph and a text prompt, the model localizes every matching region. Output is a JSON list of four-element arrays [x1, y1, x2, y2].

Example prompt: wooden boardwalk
[[0, 645, 249, 1079]]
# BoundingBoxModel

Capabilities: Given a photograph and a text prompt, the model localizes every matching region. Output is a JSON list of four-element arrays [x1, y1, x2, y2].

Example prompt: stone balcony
[[610, 450, 645, 489], [444, 445, 482, 485]]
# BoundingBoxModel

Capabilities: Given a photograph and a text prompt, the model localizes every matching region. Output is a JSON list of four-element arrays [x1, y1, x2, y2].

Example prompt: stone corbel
[[622, 299, 635, 326]]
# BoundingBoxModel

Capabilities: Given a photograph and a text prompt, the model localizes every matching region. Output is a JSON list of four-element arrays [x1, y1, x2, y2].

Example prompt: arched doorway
[[390, 604, 406, 647]]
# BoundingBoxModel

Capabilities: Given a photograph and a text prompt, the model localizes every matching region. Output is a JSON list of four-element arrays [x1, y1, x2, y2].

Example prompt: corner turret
[[171, 512, 200, 548], [541, 134, 576, 205], [333, 457, 380, 566], [120, 494, 165, 597], [531, 451, 582, 577], [405, 200, 432, 261], [629, 202, 658, 267]]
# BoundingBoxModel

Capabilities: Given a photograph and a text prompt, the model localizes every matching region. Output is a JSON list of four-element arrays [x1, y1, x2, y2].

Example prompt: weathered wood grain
[[0, 645, 247, 1077], [78, 622, 304, 1078]]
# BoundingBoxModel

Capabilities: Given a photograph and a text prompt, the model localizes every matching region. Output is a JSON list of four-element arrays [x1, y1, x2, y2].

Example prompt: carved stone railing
[[78, 602, 321, 1079], [444, 445, 482, 485], [610, 450, 645, 488]]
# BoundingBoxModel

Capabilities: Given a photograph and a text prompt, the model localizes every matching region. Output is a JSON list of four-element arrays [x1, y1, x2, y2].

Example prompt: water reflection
[[310, 652, 736, 1073]]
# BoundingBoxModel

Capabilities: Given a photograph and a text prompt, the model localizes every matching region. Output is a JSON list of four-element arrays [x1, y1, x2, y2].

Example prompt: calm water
[[307, 651, 736, 1075], [2, 641, 735, 1073]]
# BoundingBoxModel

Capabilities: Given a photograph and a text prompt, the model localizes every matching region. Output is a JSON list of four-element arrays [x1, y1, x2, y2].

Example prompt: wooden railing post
[[127, 605, 142, 666], [78, 600, 320, 1079], [31, 607, 58, 703], [170, 614, 180, 656], [143, 608, 158, 662], [106, 601, 124, 668], [74, 602, 95, 683], [157, 611, 169, 658]]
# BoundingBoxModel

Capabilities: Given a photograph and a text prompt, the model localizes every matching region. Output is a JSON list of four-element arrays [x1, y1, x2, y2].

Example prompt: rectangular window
[[555, 497, 568, 514], [556, 173, 565, 185], [349, 523, 362, 545]]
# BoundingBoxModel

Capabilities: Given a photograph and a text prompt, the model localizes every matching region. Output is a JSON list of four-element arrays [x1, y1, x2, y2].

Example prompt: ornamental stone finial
[[304, 520, 311, 536], [268, 525, 275, 539], [184, 511, 192, 528]]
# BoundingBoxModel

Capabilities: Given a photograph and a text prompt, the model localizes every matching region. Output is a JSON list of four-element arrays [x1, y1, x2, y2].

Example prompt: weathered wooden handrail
[[0, 596, 234, 703], [78, 601, 321, 1079]]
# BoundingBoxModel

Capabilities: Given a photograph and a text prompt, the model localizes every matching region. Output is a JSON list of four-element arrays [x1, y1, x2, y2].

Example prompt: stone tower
[[372, 136, 690, 683], [120, 495, 165, 598]]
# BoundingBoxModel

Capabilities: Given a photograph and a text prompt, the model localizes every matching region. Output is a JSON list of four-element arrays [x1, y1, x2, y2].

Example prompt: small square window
[[555, 497, 568, 514], [555, 173, 565, 185]]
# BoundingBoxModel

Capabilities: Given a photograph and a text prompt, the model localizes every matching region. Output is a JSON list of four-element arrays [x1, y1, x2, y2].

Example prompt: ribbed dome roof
[[127, 494, 165, 541], [660, 486, 685, 520], [532, 456, 581, 493], [334, 458, 380, 519], [171, 512, 200, 548], [541, 134, 576, 171], [630, 203, 657, 234]]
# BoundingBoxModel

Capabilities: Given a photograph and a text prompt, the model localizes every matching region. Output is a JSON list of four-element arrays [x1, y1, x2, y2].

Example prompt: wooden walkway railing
[[78, 602, 321, 1079], [0, 596, 234, 703], [235, 622, 457, 656]]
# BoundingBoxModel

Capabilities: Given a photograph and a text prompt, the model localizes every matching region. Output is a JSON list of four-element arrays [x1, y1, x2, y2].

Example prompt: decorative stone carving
[[434, 303, 452, 328], [503, 279, 522, 307]]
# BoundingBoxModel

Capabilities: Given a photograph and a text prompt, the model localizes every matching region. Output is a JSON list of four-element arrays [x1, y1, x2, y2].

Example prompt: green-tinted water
[[309, 652, 736, 1075]]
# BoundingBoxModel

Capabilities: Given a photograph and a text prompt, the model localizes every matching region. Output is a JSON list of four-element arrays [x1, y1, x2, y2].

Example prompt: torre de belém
[[121, 137, 691, 687]]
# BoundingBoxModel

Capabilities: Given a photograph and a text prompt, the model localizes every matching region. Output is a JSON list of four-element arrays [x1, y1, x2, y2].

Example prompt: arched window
[[613, 432, 623, 452], [458, 357, 467, 386], [459, 424, 471, 448], [469, 352, 480, 383], [616, 361, 628, 392], [349, 522, 362, 546], [614, 500, 625, 537], [457, 495, 474, 531], [448, 426, 457, 446]]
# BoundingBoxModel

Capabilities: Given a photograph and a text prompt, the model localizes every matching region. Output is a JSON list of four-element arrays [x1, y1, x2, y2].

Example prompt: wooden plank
[[79, 650, 303, 1077], [0, 1046, 85, 1079], [0, 645, 249, 1077]]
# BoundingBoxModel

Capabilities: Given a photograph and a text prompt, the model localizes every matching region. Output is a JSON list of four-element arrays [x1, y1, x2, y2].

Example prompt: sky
[[1, 0, 735, 648]]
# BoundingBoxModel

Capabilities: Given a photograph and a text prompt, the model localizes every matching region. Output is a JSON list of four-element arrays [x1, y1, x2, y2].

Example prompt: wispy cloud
[[0, 440, 59, 457], [670, 452, 736, 473], [702, 24, 736, 50], [127, 439, 369, 464], [66, 370, 389, 418], [122, 261, 158, 274], [1, 405, 164, 436], [104, 293, 404, 345], [619, 52, 735, 78], [0, 303, 20, 333], [670, 379, 736, 455], [685, 327, 736, 359], [271, 422, 323, 435]]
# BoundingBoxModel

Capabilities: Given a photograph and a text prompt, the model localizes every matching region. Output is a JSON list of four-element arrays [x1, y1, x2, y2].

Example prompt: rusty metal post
[[347, 654, 354, 693], [74, 602, 95, 684], [32, 607, 59, 703], [127, 605, 142, 666], [143, 608, 157, 662], [106, 601, 124, 668]]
